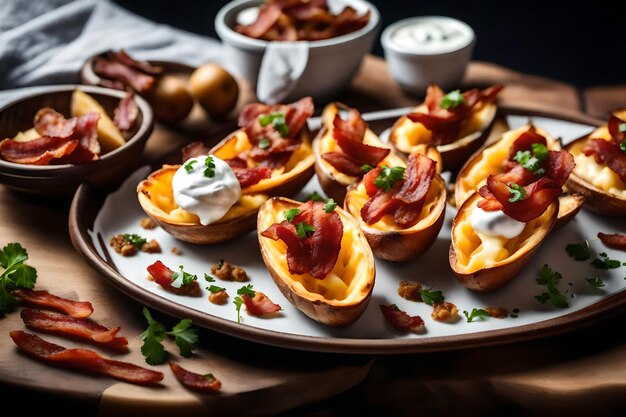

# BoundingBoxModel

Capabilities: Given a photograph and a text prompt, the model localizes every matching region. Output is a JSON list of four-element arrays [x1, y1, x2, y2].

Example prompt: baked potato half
[[565, 109, 626, 216], [257, 197, 375, 327], [344, 149, 447, 262], [137, 165, 268, 244], [454, 124, 584, 227], [449, 192, 558, 292], [313, 102, 405, 203], [389, 85, 502, 172]]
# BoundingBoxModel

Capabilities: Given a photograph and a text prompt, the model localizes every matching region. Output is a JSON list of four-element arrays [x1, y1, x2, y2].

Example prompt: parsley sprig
[[463, 308, 489, 323], [418, 288, 444, 305], [170, 265, 197, 288], [439, 89, 465, 110], [374, 165, 405, 191], [296, 222, 315, 238], [258, 138, 271, 149], [204, 274, 225, 293], [283, 208, 300, 222], [513, 143, 548, 176], [507, 183, 526, 202], [591, 252, 622, 270], [233, 284, 255, 323], [586, 277, 605, 289], [323, 198, 337, 213], [123, 234, 147, 248], [0, 243, 37, 314], [565, 241, 590, 261], [140, 307, 199, 365], [259, 112, 289, 137], [535, 264, 569, 308], [361, 164, 374, 173]]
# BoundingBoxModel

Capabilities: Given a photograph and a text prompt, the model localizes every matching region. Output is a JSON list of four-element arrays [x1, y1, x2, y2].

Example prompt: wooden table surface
[[1, 56, 625, 417]]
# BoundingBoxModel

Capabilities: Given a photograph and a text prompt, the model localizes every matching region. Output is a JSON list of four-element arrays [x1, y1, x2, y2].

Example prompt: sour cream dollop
[[388, 16, 474, 54], [469, 206, 525, 239], [172, 155, 241, 226]]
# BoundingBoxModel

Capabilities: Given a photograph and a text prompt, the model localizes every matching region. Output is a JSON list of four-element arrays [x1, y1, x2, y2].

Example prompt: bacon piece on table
[[169, 362, 221, 392], [10, 330, 163, 385], [242, 292, 281, 316], [380, 304, 425, 333], [261, 200, 343, 279], [20, 309, 128, 351], [597, 232, 626, 251], [13, 289, 94, 318]]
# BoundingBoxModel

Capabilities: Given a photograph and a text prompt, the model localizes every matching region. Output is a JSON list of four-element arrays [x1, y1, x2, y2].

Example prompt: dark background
[[113, 0, 625, 88]]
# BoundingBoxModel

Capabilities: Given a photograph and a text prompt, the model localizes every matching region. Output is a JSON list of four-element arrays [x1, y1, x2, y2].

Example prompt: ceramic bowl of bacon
[[0, 85, 154, 197], [215, 0, 380, 102]]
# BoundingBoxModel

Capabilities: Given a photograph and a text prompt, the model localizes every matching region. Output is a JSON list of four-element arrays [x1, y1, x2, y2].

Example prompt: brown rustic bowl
[[0, 85, 154, 197]]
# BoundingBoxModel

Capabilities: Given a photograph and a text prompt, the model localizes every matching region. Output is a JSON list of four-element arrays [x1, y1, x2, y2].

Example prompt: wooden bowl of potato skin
[[0, 85, 154, 197]]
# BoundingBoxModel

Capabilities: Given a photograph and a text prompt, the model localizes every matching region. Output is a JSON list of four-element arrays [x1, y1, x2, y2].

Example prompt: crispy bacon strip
[[108, 50, 163, 76], [0, 136, 78, 165], [10, 331, 163, 385], [242, 292, 281, 316], [169, 362, 221, 392], [62, 112, 101, 163], [34, 108, 77, 138], [322, 110, 390, 176], [93, 56, 155, 93], [20, 309, 128, 351], [237, 97, 314, 168], [380, 304, 425, 333], [113, 90, 138, 132], [13, 289, 93, 318], [261, 201, 343, 279], [508, 127, 548, 160], [407, 85, 503, 145], [583, 139, 626, 183], [597, 232, 626, 251], [361, 153, 436, 228]]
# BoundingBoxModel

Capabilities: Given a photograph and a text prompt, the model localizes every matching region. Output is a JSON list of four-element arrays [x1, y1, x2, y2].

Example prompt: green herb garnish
[[513, 146, 546, 176], [535, 264, 569, 308], [591, 252, 622, 269], [323, 198, 337, 213], [204, 373, 215, 380], [565, 241, 590, 261], [463, 308, 489, 323], [586, 277, 605, 289], [123, 233, 147, 248], [296, 222, 315, 238], [233, 284, 255, 323], [0, 243, 37, 314], [207, 285, 226, 293], [418, 288, 444, 305], [204, 273, 215, 282], [259, 112, 289, 137], [184, 159, 197, 172], [204, 156, 215, 178], [621, 139, 626, 153], [509, 308, 520, 318], [531, 143, 548, 161], [374, 165, 405, 191], [361, 164, 374, 173], [171, 265, 197, 287], [140, 308, 199, 364], [258, 138, 271, 149], [283, 208, 301, 222], [439, 89, 464, 110], [507, 183, 527, 202], [306, 191, 325, 202]]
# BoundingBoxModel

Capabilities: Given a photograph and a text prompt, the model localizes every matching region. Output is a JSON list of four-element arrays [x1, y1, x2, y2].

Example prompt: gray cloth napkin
[[0, 0, 223, 106]]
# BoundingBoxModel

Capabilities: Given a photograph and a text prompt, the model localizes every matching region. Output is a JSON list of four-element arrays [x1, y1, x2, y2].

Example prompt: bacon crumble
[[169, 362, 221, 392], [379, 304, 425, 334], [597, 232, 626, 251], [242, 292, 282, 316]]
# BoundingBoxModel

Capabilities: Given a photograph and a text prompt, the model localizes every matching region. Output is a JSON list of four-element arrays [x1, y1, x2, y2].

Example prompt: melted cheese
[[569, 135, 626, 198], [258, 201, 373, 304], [345, 175, 445, 232], [452, 196, 556, 273], [391, 102, 495, 154], [212, 129, 315, 195], [140, 166, 267, 225], [456, 125, 556, 206]]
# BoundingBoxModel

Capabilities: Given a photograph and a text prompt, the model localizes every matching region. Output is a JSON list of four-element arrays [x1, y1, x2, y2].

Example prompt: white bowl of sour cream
[[381, 16, 476, 96]]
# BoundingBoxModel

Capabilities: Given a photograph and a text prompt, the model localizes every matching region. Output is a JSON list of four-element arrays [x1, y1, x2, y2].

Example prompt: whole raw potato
[[145, 75, 194, 123], [188, 63, 239, 119]]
